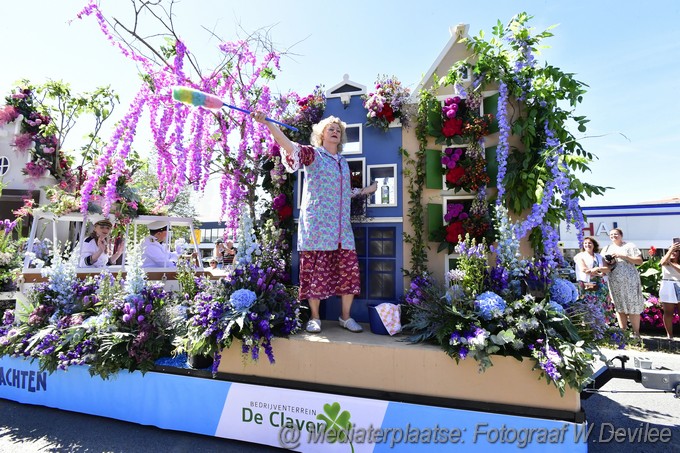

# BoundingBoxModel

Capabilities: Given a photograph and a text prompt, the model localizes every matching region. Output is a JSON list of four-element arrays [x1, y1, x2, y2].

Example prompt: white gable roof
[[415, 24, 470, 95]]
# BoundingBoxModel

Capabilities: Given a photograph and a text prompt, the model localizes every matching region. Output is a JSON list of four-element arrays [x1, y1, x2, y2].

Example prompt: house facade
[[290, 75, 405, 322]]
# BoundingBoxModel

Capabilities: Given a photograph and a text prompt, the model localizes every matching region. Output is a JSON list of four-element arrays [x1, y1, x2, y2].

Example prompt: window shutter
[[427, 203, 443, 241], [483, 93, 500, 134], [485, 145, 498, 188], [425, 149, 443, 189]]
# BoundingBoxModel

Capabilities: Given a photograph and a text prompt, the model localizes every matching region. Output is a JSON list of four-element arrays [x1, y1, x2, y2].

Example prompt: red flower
[[378, 103, 395, 123], [442, 118, 463, 137], [446, 166, 465, 185], [277, 204, 293, 221], [446, 221, 465, 244], [649, 246, 656, 257]]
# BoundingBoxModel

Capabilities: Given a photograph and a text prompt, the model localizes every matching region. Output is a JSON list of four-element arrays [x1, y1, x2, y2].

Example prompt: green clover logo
[[316, 402, 354, 451]]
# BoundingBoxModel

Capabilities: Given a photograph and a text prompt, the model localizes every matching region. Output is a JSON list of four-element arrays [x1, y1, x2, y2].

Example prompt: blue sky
[[2, 0, 680, 213]]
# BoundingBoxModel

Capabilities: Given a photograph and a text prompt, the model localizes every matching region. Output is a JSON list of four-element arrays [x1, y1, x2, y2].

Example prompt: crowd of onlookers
[[573, 228, 679, 340]]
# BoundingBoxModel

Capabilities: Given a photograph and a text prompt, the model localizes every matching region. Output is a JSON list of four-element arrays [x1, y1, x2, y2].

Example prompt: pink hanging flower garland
[[76, 1, 296, 225]]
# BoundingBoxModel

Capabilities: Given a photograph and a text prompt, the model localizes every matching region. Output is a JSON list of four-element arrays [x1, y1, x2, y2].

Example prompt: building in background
[[559, 200, 680, 260]]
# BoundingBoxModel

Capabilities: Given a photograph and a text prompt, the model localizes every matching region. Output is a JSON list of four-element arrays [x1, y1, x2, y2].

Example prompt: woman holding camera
[[574, 236, 609, 286], [601, 228, 645, 338], [658, 242, 680, 339]]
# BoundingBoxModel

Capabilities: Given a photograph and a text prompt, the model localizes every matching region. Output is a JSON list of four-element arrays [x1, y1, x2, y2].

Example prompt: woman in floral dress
[[601, 228, 645, 338], [252, 112, 376, 333]]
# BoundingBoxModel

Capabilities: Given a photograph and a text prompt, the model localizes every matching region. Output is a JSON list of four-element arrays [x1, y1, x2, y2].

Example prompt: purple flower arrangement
[[281, 86, 326, 144], [182, 263, 301, 374], [404, 235, 604, 394]]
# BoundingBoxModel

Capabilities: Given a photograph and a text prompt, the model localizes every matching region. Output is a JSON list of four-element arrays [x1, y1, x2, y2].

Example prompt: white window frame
[[367, 164, 398, 207], [0, 156, 9, 176], [480, 90, 499, 116], [458, 64, 471, 83], [444, 253, 460, 275], [442, 195, 476, 226], [342, 123, 363, 155], [346, 157, 366, 190]]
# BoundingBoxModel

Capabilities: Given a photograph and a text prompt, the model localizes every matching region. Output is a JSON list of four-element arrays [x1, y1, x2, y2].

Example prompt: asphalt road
[[582, 346, 680, 453], [1, 346, 678, 452]]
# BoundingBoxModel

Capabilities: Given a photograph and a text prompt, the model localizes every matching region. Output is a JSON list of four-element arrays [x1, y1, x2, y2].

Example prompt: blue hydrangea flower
[[229, 289, 257, 311], [474, 291, 507, 320], [548, 300, 565, 314], [550, 278, 578, 307]]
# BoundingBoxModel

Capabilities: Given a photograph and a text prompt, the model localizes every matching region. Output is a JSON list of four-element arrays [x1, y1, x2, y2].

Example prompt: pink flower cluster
[[76, 2, 297, 223], [441, 147, 463, 169], [0, 105, 18, 125], [442, 96, 462, 118], [444, 202, 469, 223]]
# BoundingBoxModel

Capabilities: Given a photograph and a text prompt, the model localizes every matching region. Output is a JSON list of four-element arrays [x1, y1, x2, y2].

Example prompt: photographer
[[79, 219, 124, 267], [601, 228, 645, 339]]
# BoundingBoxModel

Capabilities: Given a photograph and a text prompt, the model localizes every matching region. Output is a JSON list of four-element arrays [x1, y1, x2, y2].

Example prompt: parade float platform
[[214, 322, 581, 419], [1, 322, 588, 452]]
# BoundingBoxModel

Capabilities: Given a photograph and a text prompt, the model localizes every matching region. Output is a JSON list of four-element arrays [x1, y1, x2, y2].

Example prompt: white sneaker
[[338, 317, 363, 333], [305, 319, 321, 333]]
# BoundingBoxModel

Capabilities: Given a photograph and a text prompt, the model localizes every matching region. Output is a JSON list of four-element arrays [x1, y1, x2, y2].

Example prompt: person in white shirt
[[573, 236, 608, 284], [658, 241, 680, 339], [79, 219, 124, 267], [141, 221, 178, 268]]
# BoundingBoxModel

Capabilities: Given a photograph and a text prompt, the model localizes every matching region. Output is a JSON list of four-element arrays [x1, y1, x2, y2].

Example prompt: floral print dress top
[[281, 144, 355, 251], [601, 242, 645, 314]]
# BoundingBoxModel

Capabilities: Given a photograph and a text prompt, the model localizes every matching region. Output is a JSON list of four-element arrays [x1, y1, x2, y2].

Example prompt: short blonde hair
[[311, 116, 348, 152]]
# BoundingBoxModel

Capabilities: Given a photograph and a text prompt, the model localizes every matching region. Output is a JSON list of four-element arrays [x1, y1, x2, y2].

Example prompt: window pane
[[353, 227, 366, 257], [368, 260, 395, 299], [346, 126, 360, 142], [368, 228, 395, 257]]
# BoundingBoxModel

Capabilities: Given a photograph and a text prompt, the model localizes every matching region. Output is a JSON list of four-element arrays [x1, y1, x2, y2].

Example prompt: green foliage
[[439, 13, 609, 224], [401, 98, 430, 277], [638, 256, 661, 297]]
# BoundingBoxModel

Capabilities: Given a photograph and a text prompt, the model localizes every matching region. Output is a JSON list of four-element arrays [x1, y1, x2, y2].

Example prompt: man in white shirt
[[141, 221, 178, 268]]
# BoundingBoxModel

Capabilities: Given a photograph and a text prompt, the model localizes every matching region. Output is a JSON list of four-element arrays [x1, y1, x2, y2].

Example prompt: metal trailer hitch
[[581, 355, 680, 399]]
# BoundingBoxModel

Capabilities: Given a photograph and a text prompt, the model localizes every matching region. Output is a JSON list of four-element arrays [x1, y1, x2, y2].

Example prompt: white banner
[[216, 382, 389, 452]]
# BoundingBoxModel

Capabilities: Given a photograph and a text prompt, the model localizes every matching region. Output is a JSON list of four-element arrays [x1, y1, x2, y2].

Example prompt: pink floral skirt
[[298, 248, 360, 300]]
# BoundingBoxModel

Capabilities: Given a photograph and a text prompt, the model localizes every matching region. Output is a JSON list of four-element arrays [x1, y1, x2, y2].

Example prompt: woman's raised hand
[[251, 111, 267, 124]]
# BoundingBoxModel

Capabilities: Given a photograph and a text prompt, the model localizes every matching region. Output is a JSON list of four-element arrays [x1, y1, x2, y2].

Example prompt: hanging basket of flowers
[[362, 75, 411, 132]]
